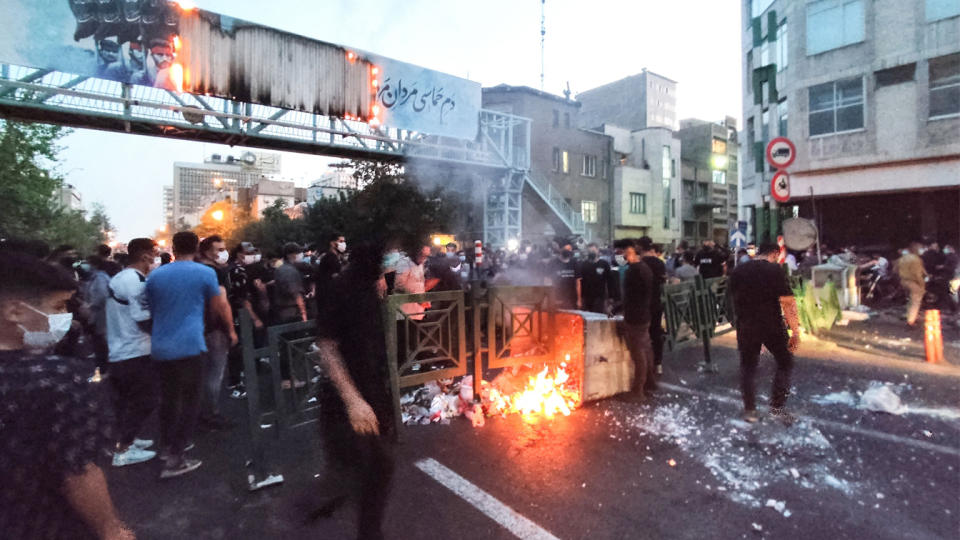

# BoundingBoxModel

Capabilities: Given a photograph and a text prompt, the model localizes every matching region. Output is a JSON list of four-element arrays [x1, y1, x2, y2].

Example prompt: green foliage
[[793, 279, 842, 334], [0, 120, 112, 254], [231, 160, 460, 256]]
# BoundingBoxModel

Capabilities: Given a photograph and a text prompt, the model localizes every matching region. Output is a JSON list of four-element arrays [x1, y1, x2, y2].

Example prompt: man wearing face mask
[[196, 235, 236, 431], [273, 243, 308, 325], [579, 243, 617, 314], [547, 242, 581, 310], [105, 238, 160, 468], [225, 243, 263, 398], [0, 249, 135, 540], [430, 242, 464, 292], [316, 233, 346, 313]]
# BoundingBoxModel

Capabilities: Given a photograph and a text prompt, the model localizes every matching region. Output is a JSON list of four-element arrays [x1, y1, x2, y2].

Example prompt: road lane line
[[659, 382, 960, 458], [414, 458, 561, 540]]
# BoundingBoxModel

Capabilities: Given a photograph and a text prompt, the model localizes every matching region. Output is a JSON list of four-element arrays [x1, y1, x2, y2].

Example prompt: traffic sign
[[771, 170, 791, 203], [766, 137, 796, 169], [730, 229, 747, 249]]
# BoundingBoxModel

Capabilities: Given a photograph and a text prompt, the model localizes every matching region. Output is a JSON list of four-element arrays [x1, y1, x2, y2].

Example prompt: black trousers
[[736, 323, 793, 411], [156, 355, 203, 456], [624, 321, 655, 393], [649, 308, 665, 367], [109, 355, 158, 447], [318, 397, 395, 540]]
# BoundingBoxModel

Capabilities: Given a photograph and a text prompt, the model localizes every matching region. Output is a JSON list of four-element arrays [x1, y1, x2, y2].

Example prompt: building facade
[[741, 0, 960, 248], [161, 185, 174, 231], [677, 117, 741, 245], [577, 69, 678, 131], [307, 169, 363, 204], [57, 183, 83, 211], [171, 153, 277, 229], [482, 85, 615, 244], [602, 125, 683, 246]]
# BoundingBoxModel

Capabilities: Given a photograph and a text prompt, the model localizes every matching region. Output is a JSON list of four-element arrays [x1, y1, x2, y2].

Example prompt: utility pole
[[540, 0, 546, 91]]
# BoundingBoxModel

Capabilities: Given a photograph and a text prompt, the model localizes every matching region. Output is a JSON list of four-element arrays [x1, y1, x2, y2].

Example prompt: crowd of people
[[1, 227, 956, 539]]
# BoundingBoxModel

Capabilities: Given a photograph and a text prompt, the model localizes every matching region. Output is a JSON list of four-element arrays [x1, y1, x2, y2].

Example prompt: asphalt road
[[107, 335, 960, 540]]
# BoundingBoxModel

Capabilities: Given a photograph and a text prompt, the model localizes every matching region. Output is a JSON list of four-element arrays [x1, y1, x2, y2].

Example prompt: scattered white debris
[[765, 499, 786, 514], [751, 522, 763, 532], [789, 468, 800, 479], [860, 384, 904, 414], [876, 493, 885, 500]]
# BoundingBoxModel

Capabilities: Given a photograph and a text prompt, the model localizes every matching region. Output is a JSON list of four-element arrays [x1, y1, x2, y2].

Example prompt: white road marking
[[659, 383, 960, 458], [414, 458, 561, 540]]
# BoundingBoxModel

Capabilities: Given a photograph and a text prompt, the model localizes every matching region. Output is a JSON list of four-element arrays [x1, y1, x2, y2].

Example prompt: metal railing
[[523, 171, 586, 235]]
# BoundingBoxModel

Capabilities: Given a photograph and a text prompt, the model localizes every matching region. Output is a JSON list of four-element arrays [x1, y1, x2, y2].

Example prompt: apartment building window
[[662, 146, 671, 179], [778, 101, 788, 136], [746, 116, 755, 159], [930, 53, 960, 118], [926, 0, 960, 21], [564, 112, 571, 128], [562, 151, 570, 174], [712, 170, 727, 185], [809, 77, 865, 136], [761, 109, 770, 142], [776, 20, 789, 71], [601, 159, 609, 179], [630, 193, 647, 214], [581, 200, 598, 223], [751, 0, 775, 17], [552, 147, 561, 171], [581, 155, 597, 177], [552, 110, 559, 127], [806, 0, 865, 56], [671, 199, 676, 218]]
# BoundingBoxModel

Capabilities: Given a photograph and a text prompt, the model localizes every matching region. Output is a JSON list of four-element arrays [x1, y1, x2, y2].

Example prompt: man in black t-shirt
[[315, 233, 345, 314], [728, 243, 801, 424], [696, 240, 725, 279], [311, 242, 395, 539], [548, 246, 580, 310], [618, 239, 657, 397], [579, 243, 617, 314], [197, 235, 235, 431], [638, 237, 666, 376]]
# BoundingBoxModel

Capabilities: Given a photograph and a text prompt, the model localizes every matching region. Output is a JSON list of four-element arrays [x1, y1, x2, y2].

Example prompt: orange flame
[[172, 35, 182, 53], [174, 0, 197, 10], [169, 63, 184, 93], [484, 364, 580, 423]]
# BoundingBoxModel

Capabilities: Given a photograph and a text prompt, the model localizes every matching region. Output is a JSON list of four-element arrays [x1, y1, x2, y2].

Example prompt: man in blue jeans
[[146, 232, 236, 479]]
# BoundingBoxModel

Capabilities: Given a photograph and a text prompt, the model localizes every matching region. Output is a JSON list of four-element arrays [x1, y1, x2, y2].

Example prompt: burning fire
[[173, 0, 197, 10], [484, 364, 580, 423]]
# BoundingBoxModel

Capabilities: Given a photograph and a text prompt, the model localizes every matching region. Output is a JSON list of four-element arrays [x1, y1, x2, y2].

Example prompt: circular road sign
[[766, 137, 796, 169], [771, 170, 791, 203]]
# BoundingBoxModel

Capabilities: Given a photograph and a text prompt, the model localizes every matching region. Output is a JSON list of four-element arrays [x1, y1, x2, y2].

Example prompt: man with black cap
[[728, 242, 801, 424]]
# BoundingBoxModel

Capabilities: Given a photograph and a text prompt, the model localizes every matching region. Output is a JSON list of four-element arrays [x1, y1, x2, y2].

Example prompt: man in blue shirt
[[146, 232, 236, 479]]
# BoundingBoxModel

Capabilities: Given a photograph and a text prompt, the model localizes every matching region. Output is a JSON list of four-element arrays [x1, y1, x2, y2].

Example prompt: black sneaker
[[159, 457, 202, 479]]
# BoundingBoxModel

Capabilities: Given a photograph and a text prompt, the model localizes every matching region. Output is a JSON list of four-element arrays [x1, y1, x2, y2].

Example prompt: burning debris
[[399, 364, 581, 426]]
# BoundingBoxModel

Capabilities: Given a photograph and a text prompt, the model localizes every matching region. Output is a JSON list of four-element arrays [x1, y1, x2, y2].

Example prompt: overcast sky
[[57, 0, 742, 240]]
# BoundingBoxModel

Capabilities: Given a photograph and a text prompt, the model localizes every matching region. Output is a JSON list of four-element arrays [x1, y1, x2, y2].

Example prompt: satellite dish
[[782, 218, 818, 251], [241, 152, 257, 166]]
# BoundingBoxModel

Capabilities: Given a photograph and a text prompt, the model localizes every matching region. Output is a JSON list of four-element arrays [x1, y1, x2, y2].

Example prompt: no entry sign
[[766, 137, 796, 169], [771, 170, 791, 203]]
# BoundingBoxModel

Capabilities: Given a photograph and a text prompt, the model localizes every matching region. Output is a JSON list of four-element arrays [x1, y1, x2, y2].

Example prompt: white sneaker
[[113, 446, 157, 467], [656, 365, 663, 375], [132, 438, 154, 449]]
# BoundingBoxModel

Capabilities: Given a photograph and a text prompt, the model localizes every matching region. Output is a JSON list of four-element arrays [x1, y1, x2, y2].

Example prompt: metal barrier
[[663, 276, 730, 367], [486, 286, 554, 369]]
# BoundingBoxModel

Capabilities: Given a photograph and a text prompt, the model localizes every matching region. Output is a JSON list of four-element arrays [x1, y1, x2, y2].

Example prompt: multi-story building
[[741, 0, 960, 248], [482, 85, 615, 244], [161, 185, 174, 230], [248, 179, 298, 219], [172, 153, 276, 229], [601, 125, 683, 246], [307, 169, 364, 204], [578, 69, 678, 131], [677, 117, 741, 245], [57, 183, 83, 211]]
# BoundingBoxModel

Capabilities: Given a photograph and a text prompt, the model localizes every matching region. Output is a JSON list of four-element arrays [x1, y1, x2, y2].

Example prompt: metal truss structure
[[0, 64, 582, 247]]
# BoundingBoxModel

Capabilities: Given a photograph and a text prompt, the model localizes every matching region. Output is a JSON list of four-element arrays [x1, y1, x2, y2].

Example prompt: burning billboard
[[0, 0, 481, 139]]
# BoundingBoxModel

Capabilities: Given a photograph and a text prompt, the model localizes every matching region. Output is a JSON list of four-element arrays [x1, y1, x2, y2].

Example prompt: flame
[[484, 364, 580, 423], [172, 35, 182, 53], [169, 63, 184, 93], [174, 0, 197, 10]]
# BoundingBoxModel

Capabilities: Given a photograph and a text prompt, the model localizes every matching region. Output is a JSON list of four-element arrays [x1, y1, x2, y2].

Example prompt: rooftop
[[482, 84, 580, 106]]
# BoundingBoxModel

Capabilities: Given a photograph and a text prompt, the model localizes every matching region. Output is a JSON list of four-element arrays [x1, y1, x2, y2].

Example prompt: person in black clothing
[[196, 235, 235, 431], [579, 242, 617, 314], [225, 243, 263, 397], [0, 250, 134, 540], [618, 239, 657, 397], [315, 232, 346, 312], [638, 237, 667, 376], [429, 242, 465, 292], [728, 243, 802, 424], [696, 240, 725, 279], [547, 245, 580, 310], [309, 241, 395, 539]]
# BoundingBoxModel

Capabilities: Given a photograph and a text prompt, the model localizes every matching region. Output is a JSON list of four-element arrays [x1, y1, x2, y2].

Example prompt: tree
[[0, 119, 113, 254]]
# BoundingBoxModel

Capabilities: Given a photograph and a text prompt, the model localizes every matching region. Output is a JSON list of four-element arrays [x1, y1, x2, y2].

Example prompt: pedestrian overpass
[[0, 2, 583, 246]]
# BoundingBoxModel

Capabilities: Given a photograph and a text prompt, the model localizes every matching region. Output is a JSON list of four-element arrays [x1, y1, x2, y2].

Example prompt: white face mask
[[216, 250, 229, 264], [243, 255, 257, 265], [615, 255, 627, 266], [18, 303, 73, 350], [337, 242, 347, 253], [150, 256, 161, 271], [254, 254, 262, 263], [294, 253, 305, 263]]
